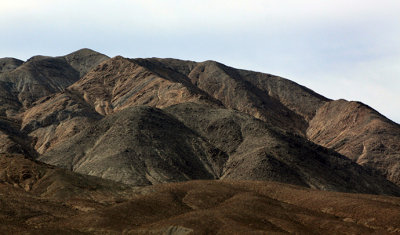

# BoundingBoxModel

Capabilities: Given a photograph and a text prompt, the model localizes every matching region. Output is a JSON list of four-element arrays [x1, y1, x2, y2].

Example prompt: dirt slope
[[1, 178, 400, 234]]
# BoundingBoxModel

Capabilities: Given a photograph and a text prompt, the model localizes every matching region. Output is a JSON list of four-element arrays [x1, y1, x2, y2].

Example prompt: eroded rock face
[[307, 99, 400, 185], [68, 56, 221, 115], [20, 90, 102, 154]]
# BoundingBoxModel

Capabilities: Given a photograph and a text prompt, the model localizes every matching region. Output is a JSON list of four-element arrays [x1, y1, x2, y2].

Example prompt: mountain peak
[[65, 48, 105, 57], [0, 57, 24, 73]]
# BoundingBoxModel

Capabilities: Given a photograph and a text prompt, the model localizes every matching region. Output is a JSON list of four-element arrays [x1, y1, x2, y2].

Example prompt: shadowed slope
[[64, 48, 109, 77], [0, 56, 80, 109], [236, 68, 329, 121], [0, 117, 37, 158], [0, 81, 21, 116], [39, 106, 227, 185], [0, 154, 128, 200], [37, 102, 400, 195], [137, 58, 317, 135], [166, 102, 400, 195], [0, 57, 23, 73]]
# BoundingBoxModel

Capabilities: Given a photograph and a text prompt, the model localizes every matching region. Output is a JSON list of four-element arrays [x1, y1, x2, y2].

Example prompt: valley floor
[[2, 179, 400, 234]]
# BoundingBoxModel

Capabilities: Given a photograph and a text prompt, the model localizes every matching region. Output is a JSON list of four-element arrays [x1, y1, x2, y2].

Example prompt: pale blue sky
[[1, 0, 399, 123]]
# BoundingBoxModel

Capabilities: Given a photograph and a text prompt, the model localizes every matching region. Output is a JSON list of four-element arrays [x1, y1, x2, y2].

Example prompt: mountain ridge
[[1, 48, 400, 233], [0, 48, 399, 192]]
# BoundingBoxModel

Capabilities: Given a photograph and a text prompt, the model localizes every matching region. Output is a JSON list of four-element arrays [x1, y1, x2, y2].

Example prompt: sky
[[1, 0, 399, 123]]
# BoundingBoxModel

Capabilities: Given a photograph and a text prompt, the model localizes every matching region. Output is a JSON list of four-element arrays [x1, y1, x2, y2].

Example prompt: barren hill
[[0, 50, 399, 188], [1, 49, 400, 233], [0, 57, 23, 74], [0, 49, 108, 117], [33, 53, 400, 187], [37, 102, 399, 195]]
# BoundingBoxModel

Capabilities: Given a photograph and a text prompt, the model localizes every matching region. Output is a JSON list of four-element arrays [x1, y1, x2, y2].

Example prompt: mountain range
[[1, 49, 400, 233]]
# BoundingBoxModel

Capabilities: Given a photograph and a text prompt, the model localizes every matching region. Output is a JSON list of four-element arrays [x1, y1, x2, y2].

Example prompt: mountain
[[1, 49, 400, 233], [0, 49, 399, 191], [0, 57, 23, 74], [36, 103, 399, 195], [0, 49, 108, 117]]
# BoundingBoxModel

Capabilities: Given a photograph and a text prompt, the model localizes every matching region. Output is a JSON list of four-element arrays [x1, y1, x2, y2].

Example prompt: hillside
[[0, 49, 108, 117], [0, 50, 399, 189], [37, 103, 400, 195], [308, 99, 400, 185], [1, 49, 400, 233]]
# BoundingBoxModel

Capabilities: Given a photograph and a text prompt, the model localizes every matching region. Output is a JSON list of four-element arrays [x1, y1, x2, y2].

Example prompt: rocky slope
[[39, 103, 400, 195], [0, 57, 23, 73], [0, 153, 128, 200], [21, 90, 102, 154], [39, 106, 227, 185], [1, 49, 400, 233], [0, 49, 399, 191], [165, 103, 399, 194], [68, 56, 221, 116], [0, 49, 108, 117], [307, 99, 400, 185], [0, 116, 36, 157]]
